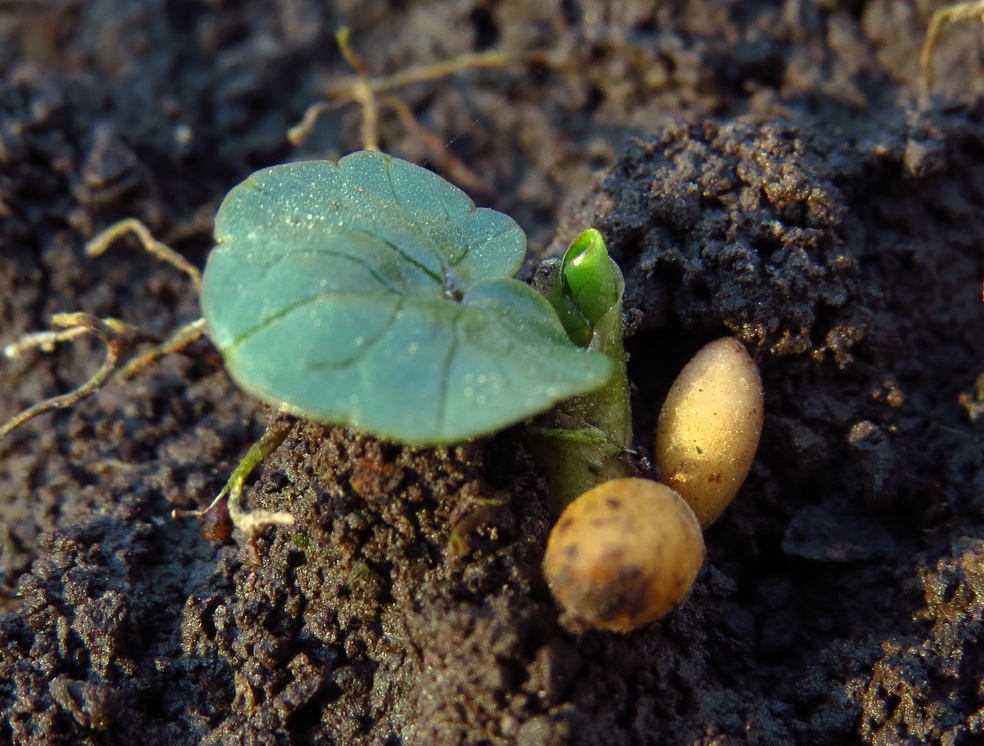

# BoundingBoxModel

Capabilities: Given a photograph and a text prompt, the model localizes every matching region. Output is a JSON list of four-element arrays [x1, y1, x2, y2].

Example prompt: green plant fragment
[[202, 151, 612, 445]]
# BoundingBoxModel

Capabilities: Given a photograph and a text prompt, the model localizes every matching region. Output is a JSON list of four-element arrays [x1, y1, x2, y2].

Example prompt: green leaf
[[202, 151, 612, 445]]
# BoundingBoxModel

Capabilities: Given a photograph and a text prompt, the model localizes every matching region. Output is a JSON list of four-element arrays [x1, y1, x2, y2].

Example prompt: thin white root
[[287, 26, 517, 152], [287, 102, 335, 146], [228, 502, 297, 535], [2, 219, 207, 439], [4, 324, 89, 358], [120, 317, 208, 379]]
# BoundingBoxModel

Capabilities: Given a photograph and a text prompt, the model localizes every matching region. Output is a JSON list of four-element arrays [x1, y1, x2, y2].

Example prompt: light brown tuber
[[655, 337, 763, 528], [543, 478, 705, 632]]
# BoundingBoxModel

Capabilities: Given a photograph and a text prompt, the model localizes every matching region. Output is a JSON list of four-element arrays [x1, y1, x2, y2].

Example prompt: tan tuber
[[543, 478, 705, 632], [655, 337, 763, 528]]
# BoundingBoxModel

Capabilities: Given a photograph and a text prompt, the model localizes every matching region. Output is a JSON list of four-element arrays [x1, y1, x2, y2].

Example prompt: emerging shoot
[[526, 229, 634, 511]]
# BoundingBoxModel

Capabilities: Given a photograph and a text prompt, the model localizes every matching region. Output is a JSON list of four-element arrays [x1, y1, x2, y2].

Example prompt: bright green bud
[[562, 229, 619, 328], [542, 229, 621, 348]]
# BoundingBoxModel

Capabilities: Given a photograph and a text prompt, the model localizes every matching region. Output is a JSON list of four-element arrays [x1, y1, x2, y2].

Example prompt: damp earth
[[1, 2, 983, 744]]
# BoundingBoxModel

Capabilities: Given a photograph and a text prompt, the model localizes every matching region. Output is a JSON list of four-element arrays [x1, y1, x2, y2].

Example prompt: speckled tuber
[[543, 478, 705, 632]]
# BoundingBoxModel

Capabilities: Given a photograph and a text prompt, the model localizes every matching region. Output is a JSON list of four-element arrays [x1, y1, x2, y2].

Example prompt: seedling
[[2, 150, 767, 636], [1, 151, 612, 544], [524, 229, 635, 511]]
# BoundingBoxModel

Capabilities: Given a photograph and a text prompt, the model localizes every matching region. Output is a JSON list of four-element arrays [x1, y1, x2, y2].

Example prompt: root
[[919, 1, 984, 108], [1, 220, 205, 441], [173, 416, 297, 559], [119, 317, 208, 379], [288, 26, 517, 151], [86, 217, 202, 293], [0, 313, 148, 440]]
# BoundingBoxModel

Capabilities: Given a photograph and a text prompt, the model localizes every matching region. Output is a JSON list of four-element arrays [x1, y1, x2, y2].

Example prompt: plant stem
[[526, 230, 634, 512]]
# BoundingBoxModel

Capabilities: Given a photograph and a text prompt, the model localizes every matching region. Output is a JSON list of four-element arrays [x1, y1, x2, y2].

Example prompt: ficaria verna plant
[[3, 151, 764, 632], [2, 151, 626, 541], [202, 151, 612, 445]]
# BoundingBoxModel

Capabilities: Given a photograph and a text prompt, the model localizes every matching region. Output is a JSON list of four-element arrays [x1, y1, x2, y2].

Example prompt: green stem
[[527, 230, 634, 512]]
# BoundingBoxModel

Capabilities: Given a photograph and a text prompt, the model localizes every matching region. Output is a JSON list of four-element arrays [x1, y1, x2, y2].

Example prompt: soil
[[1, 1, 983, 744]]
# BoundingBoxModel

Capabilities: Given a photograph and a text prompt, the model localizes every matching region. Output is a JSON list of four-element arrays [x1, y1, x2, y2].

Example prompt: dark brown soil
[[1, 1, 983, 744]]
